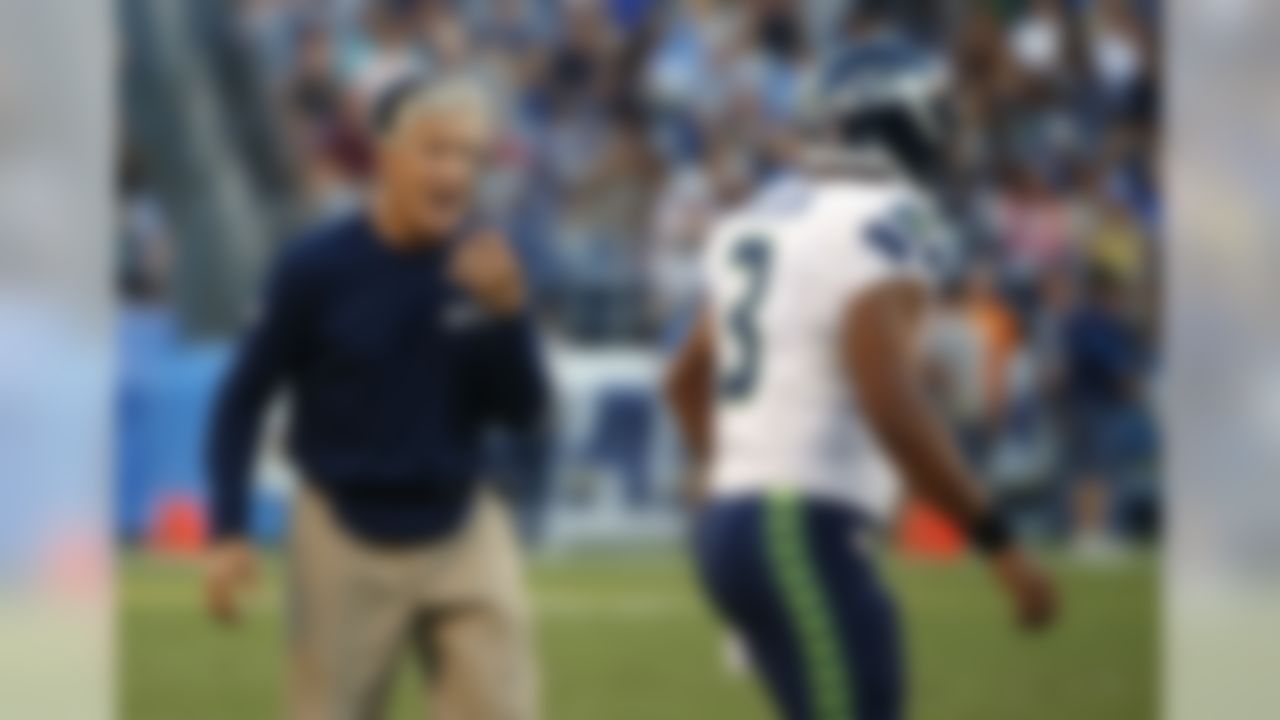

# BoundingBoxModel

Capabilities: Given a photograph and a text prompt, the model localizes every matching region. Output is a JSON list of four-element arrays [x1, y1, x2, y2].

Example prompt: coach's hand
[[451, 230, 526, 317], [205, 538, 258, 625], [991, 546, 1058, 632]]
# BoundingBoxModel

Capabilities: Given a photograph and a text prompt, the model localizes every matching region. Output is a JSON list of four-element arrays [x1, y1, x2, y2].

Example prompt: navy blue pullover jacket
[[207, 212, 548, 543]]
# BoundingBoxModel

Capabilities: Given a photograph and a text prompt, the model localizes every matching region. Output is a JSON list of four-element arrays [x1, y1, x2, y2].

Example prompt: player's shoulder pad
[[800, 180, 953, 285]]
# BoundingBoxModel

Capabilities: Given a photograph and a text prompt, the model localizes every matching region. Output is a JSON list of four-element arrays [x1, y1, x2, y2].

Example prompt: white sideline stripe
[[123, 587, 697, 619]]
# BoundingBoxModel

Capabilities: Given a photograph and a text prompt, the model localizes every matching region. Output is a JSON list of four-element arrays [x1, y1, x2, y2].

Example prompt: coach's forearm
[[483, 314, 550, 427], [206, 243, 309, 538], [207, 392, 265, 539], [206, 335, 284, 538]]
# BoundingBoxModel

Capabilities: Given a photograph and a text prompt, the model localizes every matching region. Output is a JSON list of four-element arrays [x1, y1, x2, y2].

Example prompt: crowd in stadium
[[119, 0, 1160, 549]]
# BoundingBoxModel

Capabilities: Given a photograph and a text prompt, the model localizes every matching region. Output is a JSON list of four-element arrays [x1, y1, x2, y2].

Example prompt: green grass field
[[122, 550, 1155, 719]]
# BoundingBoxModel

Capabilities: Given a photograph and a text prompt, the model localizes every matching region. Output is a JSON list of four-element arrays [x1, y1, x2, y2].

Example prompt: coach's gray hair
[[384, 75, 497, 139]]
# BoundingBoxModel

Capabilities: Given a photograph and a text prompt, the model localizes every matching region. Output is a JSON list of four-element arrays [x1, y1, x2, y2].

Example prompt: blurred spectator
[[988, 162, 1076, 280], [1008, 0, 1069, 86], [1061, 267, 1151, 554], [117, 147, 173, 303], [961, 262, 1022, 446], [286, 20, 343, 134], [1087, 0, 1152, 117], [925, 280, 990, 469], [555, 111, 662, 340], [1085, 185, 1148, 294], [120, 0, 1163, 545], [348, 1, 426, 102], [649, 139, 750, 342]]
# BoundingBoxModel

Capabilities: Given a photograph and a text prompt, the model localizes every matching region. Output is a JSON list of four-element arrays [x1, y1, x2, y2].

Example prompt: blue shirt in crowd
[[1064, 302, 1143, 408], [207, 212, 548, 543]]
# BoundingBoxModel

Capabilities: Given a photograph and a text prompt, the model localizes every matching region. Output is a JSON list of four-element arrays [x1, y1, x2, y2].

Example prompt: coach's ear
[[449, 230, 526, 317]]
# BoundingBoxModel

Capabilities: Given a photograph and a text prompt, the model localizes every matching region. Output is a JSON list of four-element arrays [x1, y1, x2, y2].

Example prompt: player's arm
[[664, 310, 715, 506], [842, 278, 1057, 631]]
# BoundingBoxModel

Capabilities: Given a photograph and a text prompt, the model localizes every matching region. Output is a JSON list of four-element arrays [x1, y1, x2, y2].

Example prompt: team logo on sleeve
[[863, 203, 950, 272]]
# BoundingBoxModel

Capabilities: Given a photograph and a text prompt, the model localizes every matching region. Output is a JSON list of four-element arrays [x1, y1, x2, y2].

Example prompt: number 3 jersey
[[701, 175, 945, 522]]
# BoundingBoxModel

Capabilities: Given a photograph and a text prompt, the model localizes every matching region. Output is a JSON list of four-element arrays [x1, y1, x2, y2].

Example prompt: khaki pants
[[287, 485, 537, 720]]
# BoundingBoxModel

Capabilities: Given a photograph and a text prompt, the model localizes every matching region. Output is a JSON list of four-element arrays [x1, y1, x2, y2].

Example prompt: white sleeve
[[822, 189, 949, 302]]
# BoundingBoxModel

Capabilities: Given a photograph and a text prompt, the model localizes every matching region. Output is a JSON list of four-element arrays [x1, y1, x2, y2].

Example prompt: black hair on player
[[838, 106, 945, 185]]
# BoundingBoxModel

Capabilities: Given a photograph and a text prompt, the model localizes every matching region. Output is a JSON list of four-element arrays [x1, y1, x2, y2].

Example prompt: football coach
[[203, 75, 548, 720]]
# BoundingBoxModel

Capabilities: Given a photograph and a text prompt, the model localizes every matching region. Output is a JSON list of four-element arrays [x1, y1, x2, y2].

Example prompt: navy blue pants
[[694, 493, 904, 720]]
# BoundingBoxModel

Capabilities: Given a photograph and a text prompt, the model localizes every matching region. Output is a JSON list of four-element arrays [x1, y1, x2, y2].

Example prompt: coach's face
[[379, 105, 493, 239]]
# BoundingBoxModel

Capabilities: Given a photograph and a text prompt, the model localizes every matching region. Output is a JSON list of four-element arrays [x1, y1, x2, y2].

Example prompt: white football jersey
[[702, 174, 944, 521]]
